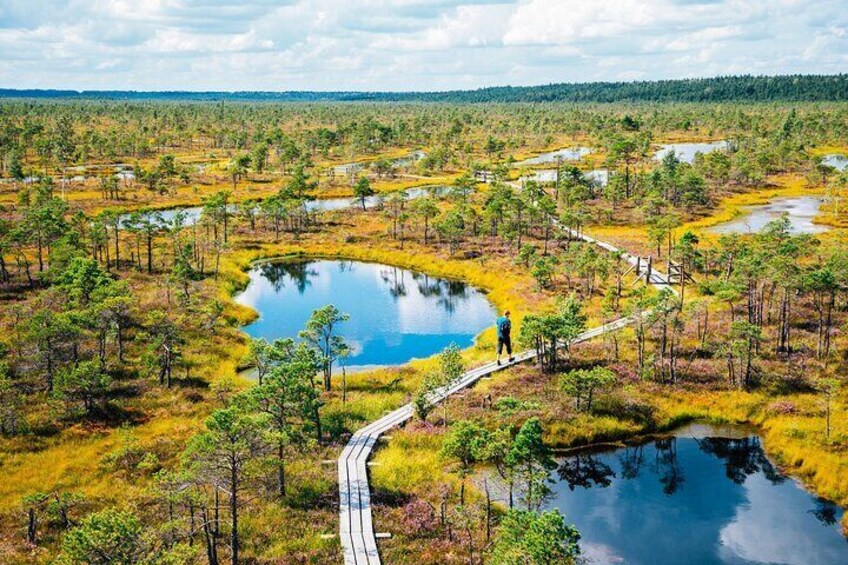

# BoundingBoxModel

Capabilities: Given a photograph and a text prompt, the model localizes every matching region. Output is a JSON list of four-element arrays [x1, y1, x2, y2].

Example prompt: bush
[[322, 411, 348, 442], [494, 396, 539, 414], [413, 391, 433, 422], [490, 509, 580, 565], [400, 498, 439, 537], [559, 367, 616, 412], [60, 509, 143, 564]]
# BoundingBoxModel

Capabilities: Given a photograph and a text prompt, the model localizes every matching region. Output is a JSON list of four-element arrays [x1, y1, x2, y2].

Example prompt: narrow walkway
[[339, 225, 674, 564]]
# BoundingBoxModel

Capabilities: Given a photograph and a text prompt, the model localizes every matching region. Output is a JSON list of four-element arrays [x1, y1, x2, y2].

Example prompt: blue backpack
[[497, 316, 511, 338]]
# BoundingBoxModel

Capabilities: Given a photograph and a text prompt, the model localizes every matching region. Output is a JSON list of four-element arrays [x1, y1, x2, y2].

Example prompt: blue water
[[655, 141, 729, 164], [545, 423, 848, 565], [235, 260, 497, 369]]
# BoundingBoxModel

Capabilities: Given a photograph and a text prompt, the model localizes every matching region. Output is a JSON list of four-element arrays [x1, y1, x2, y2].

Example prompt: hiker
[[496, 310, 514, 366]]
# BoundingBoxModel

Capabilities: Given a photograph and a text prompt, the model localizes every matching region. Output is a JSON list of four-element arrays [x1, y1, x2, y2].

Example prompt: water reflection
[[707, 196, 828, 235], [544, 423, 848, 565], [558, 452, 616, 490], [235, 260, 496, 369], [822, 154, 848, 172], [517, 146, 591, 165], [258, 262, 317, 294], [696, 436, 785, 485], [655, 437, 685, 495], [655, 141, 728, 164], [118, 185, 448, 227]]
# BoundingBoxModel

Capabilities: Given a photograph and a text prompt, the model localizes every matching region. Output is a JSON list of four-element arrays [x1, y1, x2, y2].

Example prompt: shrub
[[490, 509, 580, 565], [400, 498, 439, 537], [59, 509, 143, 564]]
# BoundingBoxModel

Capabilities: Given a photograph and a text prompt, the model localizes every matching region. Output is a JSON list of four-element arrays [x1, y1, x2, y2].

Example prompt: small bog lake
[[520, 168, 609, 186], [517, 146, 591, 165], [655, 141, 729, 164], [706, 196, 828, 235], [235, 260, 496, 370], [547, 423, 847, 565], [119, 185, 447, 227], [822, 154, 848, 172]]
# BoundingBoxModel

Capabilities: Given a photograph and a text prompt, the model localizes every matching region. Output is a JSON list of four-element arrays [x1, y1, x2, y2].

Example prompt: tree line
[[3, 74, 848, 103]]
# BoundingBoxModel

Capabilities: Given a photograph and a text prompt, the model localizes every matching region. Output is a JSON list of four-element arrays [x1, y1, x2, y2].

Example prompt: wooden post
[[645, 256, 653, 284]]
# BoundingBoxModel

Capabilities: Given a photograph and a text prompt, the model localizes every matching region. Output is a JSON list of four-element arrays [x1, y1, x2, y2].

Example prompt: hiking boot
[[508, 357, 515, 363], [496, 360, 501, 366]]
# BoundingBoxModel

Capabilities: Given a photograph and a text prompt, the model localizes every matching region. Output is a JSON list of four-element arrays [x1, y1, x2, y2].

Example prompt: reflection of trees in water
[[412, 273, 443, 297], [338, 260, 356, 273], [437, 281, 469, 315], [619, 444, 645, 479], [557, 452, 616, 491], [379, 267, 408, 298], [654, 438, 685, 495], [447, 280, 468, 297], [809, 498, 840, 526], [696, 436, 785, 485], [259, 261, 318, 294]]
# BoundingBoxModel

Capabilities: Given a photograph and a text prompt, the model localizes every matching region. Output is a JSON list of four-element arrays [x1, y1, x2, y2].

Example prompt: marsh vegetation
[[0, 98, 847, 564]]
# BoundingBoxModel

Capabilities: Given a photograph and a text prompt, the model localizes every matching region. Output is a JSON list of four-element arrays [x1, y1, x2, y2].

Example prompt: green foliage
[[299, 304, 350, 391], [59, 509, 143, 565], [244, 341, 321, 495], [54, 360, 111, 417], [491, 509, 581, 565], [55, 257, 113, 306], [140, 310, 183, 388], [560, 366, 617, 412], [511, 417, 557, 511], [0, 364, 23, 435], [531, 256, 558, 290], [15, 75, 847, 102], [438, 343, 465, 387], [519, 296, 586, 372], [413, 386, 434, 422], [353, 176, 375, 209], [441, 420, 489, 504], [435, 209, 465, 254], [517, 244, 537, 268]]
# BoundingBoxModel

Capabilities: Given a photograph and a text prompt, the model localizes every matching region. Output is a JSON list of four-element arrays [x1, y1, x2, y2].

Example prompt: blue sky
[[1, 0, 846, 91]]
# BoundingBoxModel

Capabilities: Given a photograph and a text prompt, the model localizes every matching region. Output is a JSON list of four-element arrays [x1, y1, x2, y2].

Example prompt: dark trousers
[[497, 335, 512, 356]]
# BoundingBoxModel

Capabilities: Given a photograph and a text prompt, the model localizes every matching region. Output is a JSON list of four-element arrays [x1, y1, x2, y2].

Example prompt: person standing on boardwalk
[[496, 310, 514, 366]]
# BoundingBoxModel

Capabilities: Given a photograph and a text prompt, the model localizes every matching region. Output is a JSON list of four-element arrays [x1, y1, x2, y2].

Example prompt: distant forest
[[3, 74, 848, 103]]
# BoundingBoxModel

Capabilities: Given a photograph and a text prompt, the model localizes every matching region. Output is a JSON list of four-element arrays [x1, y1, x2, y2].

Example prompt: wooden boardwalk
[[338, 221, 674, 564]]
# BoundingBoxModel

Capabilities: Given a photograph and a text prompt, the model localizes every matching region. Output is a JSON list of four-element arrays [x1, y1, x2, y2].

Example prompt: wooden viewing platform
[[338, 214, 675, 564]]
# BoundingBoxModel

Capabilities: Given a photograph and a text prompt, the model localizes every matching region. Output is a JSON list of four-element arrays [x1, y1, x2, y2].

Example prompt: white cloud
[[0, 0, 845, 90]]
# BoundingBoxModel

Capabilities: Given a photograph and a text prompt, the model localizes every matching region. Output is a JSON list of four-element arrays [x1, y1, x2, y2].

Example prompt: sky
[[0, 0, 846, 92]]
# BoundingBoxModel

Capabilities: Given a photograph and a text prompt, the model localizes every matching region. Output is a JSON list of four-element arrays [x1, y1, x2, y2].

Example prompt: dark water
[[707, 196, 827, 235], [546, 423, 847, 565], [235, 260, 496, 369], [655, 141, 728, 164]]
